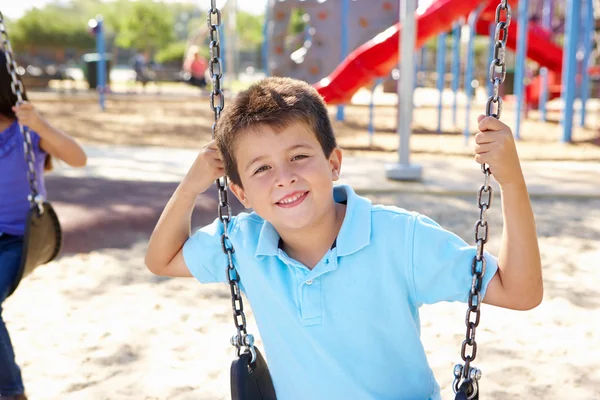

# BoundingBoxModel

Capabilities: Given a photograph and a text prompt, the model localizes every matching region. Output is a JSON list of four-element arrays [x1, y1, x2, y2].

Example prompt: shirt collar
[[255, 184, 371, 259]]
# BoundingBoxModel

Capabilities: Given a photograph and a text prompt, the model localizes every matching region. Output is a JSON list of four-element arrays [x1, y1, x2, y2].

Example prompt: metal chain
[[0, 12, 44, 213], [453, 1, 511, 398], [207, 1, 256, 363]]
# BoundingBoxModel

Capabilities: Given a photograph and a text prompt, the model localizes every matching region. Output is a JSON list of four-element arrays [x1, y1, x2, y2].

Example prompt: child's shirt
[[183, 184, 498, 400], [0, 121, 47, 236]]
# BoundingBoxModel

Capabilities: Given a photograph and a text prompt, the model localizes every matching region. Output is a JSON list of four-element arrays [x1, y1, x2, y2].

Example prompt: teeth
[[279, 193, 304, 204]]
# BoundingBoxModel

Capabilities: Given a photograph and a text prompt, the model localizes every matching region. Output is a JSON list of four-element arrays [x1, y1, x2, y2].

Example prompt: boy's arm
[[145, 140, 225, 277], [145, 183, 197, 277], [13, 102, 87, 167], [474, 116, 543, 311]]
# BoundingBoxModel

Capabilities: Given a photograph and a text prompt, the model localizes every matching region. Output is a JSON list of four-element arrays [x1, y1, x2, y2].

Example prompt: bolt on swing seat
[[0, 12, 63, 297]]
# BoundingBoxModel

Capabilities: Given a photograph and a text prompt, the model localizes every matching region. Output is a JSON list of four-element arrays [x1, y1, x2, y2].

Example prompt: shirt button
[[325, 259, 330, 264], [306, 279, 313, 285]]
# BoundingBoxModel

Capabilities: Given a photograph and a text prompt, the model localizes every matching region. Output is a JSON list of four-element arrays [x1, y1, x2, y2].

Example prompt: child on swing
[[0, 50, 87, 400], [146, 77, 542, 399]]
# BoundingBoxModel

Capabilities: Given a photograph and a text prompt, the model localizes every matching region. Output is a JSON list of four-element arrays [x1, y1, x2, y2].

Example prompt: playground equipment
[[88, 15, 107, 111], [304, 0, 596, 143], [265, 0, 399, 83]]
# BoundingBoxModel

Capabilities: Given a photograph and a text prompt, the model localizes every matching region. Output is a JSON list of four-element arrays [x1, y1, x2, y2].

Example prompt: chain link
[[206, 3, 256, 363], [0, 12, 44, 213], [454, 1, 511, 398]]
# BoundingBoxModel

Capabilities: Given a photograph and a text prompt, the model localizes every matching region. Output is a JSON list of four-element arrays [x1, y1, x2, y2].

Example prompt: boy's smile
[[275, 190, 309, 208], [230, 122, 342, 235]]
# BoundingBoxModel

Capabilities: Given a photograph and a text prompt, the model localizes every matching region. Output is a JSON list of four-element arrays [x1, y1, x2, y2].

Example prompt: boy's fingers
[[478, 115, 506, 132], [475, 143, 494, 154], [476, 114, 486, 123], [474, 131, 497, 144]]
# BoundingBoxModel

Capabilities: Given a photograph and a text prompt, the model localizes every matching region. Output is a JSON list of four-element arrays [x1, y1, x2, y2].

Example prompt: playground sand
[[29, 93, 600, 163], [4, 194, 599, 399]]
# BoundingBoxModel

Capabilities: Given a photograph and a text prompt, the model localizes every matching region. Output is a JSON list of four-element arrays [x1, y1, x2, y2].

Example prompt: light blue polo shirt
[[183, 184, 498, 400]]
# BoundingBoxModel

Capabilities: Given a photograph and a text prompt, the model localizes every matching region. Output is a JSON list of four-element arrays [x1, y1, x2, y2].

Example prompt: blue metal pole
[[561, 0, 582, 142], [464, 9, 480, 143], [368, 79, 382, 146], [418, 47, 426, 87], [452, 22, 461, 127], [336, 0, 349, 122], [415, 46, 427, 87], [96, 16, 106, 111], [487, 22, 495, 97], [513, 0, 529, 140], [539, 0, 552, 121], [436, 32, 447, 133], [414, 52, 419, 90], [579, 0, 594, 127]]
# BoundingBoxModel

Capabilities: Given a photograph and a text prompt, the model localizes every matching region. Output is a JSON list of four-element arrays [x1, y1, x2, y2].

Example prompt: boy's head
[[215, 77, 337, 188], [215, 77, 342, 231]]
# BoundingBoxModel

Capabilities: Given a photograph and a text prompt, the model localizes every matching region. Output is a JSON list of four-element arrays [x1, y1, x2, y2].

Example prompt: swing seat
[[8, 201, 62, 297], [231, 348, 277, 400]]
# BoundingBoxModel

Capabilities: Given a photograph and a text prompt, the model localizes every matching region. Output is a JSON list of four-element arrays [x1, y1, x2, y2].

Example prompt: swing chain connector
[[1, 12, 41, 205], [453, 364, 482, 399]]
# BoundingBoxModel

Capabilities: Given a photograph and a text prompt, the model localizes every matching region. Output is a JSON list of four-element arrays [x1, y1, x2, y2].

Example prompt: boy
[[145, 77, 543, 399]]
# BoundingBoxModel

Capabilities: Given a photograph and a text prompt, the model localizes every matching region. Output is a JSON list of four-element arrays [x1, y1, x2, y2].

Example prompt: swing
[[204, 2, 276, 399], [0, 12, 63, 297], [452, 1, 511, 399], [206, 0, 511, 398]]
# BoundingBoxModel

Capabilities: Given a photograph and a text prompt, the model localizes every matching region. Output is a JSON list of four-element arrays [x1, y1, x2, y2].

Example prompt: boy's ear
[[329, 147, 343, 181], [229, 181, 251, 209]]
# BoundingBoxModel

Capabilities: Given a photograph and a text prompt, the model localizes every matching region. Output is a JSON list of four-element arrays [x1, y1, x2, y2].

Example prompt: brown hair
[[0, 50, 53, 172], [215, 77, 337, 187]]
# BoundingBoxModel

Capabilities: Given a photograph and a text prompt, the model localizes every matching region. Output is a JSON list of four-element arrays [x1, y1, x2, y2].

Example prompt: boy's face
[[229, 122, 342, 232]]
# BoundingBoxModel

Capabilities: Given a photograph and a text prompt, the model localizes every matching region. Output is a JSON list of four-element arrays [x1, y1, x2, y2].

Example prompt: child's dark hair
[[0, 50, 52, 171], [215, 77, 337, 187]]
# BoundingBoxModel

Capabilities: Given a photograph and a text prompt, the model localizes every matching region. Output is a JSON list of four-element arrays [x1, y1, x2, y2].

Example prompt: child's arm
[[474, 115, 543, 310], [13, 102, 87, 167], [145, 140, 224, 277]]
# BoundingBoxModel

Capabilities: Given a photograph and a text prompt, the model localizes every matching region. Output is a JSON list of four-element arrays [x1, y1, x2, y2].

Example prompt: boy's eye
[[253, 165, 270, 175], [292, 154, 308, 161]]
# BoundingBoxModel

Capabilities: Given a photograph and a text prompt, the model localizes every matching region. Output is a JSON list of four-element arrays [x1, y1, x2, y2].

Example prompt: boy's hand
[[182, 140, 225, 195], [474, 115, 524, 187], [12, 102, 47, 132]]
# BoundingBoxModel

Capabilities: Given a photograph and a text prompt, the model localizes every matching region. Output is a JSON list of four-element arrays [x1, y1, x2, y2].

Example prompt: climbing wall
[[266, 0, 399, 84]]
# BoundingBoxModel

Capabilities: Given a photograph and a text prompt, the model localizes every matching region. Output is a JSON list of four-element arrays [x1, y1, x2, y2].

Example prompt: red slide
[[474, 20, 563, 74], [314, 0, 569, 105], [313, 0, 491, 104]]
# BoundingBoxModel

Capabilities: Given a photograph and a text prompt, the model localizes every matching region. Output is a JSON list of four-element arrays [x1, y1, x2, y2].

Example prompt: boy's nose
[[275, 167, 298, 187]]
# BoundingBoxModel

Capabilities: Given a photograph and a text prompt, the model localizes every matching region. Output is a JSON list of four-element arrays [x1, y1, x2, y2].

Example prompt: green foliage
[[155, 41, 188, 65], [288, 8, 307, 36], [10, 7, 95, 50], [114, 0, 175, 52], [236, 11, 264, 47]]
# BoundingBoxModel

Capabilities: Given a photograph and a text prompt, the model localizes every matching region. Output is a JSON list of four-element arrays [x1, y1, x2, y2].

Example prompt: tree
[[114, 0, 174, 52], [10, 7, 95, 51], [236, 11, 265, 48]]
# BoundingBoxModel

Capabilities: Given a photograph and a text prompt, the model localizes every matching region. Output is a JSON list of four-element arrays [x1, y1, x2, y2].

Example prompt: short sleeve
[[410, 214, 498, 305], [183, 217, 234, 284]]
